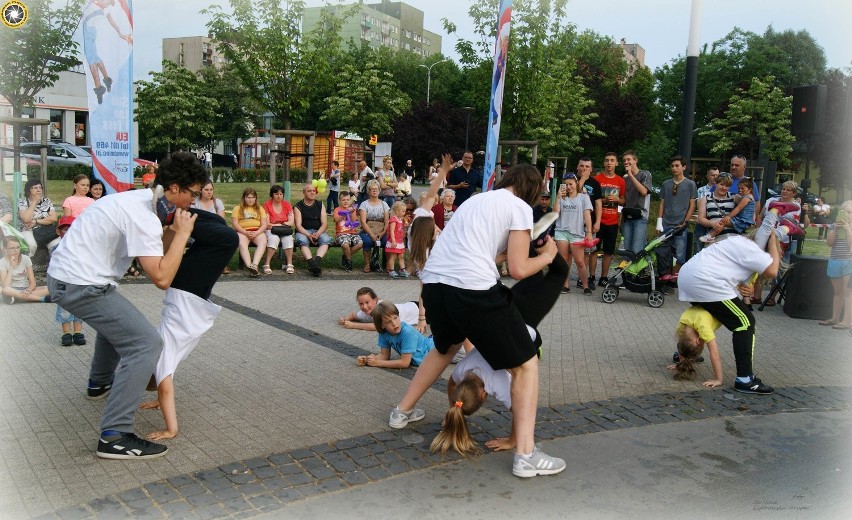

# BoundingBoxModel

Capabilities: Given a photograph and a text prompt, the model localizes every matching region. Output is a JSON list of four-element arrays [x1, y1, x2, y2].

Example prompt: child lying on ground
[[356, 301, 434, 368], [339, 286, 425, 333]]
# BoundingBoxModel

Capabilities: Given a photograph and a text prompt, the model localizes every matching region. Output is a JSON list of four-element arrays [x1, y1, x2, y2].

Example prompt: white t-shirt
[[355, 300, 419, 326], [451, 348, 512, 409], [0, 254, 32, 289], [420, 189, 533, 290], [555, 193, 592, 235], [678, 235, 772, 302], [48, 189, 164, 286]]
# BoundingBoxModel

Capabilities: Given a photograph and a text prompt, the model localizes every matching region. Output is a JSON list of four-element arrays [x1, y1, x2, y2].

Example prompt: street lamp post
[[418, 59, 449, 106], [462, 107, 474, 151]]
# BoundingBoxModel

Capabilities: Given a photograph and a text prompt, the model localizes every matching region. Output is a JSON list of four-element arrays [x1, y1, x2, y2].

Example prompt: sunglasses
[[563, 173, 578, 180], [672, 182, 680, 196], [716, 172, 732, 180]]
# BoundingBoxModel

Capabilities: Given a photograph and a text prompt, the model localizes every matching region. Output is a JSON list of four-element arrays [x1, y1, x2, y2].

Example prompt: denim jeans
[[621, 218, 648, 253]]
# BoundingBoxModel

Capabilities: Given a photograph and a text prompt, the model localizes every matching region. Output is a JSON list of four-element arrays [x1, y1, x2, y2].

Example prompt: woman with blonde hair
[[820, 200, 852, 330]]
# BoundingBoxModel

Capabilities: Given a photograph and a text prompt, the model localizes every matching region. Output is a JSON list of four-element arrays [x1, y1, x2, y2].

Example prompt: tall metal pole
[[419, 59, 449, 106], [678, 0, 702, 164], [462, 107, 474, 150]]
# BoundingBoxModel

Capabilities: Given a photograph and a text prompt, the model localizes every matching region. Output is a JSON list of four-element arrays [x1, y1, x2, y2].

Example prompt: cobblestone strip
[[37, 386, 850, 520]]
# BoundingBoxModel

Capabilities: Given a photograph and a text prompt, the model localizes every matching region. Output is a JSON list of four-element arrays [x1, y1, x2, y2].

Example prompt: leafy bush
[[28, 164, 92, 181]]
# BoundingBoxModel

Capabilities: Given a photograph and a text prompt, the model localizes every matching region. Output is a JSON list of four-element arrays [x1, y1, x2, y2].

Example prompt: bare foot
[[485, 436, 515, 452], [139, 399, 160, 410], [147, 429, 177, 441], [356, 355, 367, 366]]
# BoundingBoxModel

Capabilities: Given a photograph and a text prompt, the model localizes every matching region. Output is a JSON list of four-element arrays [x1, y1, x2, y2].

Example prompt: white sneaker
[[512, 447, 566, 478], [451, 350, 466, 364], [698, 234, 715, 244], [388, 406, 425, 429]]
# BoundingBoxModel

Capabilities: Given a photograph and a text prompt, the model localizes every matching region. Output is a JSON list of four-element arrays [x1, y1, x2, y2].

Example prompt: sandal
[[248, 264, 259, 277], [125, 266, 141, 278], [285, 264, 295, 274], [819, 320, 837, 326], [763, 299, 775, 307], [262, 265, 272, 275], [832, 324, 850, 330], [363, 265, 371, 273]]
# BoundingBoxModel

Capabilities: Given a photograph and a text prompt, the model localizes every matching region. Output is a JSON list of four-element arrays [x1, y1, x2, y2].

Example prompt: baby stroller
[[600, 224, 686, 308]]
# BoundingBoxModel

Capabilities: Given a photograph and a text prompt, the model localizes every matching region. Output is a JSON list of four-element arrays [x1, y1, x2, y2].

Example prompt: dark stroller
[[600, 224, 686, 308]]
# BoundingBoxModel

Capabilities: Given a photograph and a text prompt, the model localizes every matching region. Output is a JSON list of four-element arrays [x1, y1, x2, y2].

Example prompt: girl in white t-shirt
[[553, 174, 595, 294], [394, 163, 567, 478], [1, 235, 50, 304]]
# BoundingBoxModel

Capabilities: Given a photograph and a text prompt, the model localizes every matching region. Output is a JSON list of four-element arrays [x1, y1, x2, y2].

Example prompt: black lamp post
[[462, 107, 474, 151]]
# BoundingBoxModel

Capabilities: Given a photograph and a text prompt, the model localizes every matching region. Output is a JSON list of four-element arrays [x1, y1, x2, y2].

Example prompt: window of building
[[74, 111, 87, 146], [49, 109, 62, 141], [20, 106, 34, 142]]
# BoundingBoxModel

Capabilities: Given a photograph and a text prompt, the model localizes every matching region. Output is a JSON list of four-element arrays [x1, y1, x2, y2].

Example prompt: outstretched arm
[[421, 154, 453, 210], [703, 340, 723, 388]]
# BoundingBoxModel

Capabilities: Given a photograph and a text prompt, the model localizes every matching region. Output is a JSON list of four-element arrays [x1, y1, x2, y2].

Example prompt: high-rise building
[[618, 39, 646, 79], [302, 1, 441, 57], [162, 36, 225, 72]]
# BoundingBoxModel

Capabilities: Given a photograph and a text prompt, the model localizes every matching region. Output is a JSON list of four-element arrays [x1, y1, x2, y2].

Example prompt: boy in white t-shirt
[[677, 231, 781, 395], [47, 152, 237, 459]]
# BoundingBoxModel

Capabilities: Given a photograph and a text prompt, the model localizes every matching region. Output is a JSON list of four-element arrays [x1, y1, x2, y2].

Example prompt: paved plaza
[[1, 269, 850, 519]]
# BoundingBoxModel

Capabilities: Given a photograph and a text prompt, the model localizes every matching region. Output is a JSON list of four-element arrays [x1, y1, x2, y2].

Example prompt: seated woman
[[263, 185, 295, 274], [1, 236, 50, 304], [231, 187, 268, 277], [358, 179, 389, 273], [87, 178, 106, 201], [17, 179, 59, 256], [431, 189, 457, 230], [192, 181, 229, 274]]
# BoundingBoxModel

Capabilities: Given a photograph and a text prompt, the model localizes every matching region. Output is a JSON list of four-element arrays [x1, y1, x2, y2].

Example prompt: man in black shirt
[[446, 151, 482, 206]]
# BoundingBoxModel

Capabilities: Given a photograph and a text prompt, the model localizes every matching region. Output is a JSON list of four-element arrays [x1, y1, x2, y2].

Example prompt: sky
[[130, 0, 851, 81]]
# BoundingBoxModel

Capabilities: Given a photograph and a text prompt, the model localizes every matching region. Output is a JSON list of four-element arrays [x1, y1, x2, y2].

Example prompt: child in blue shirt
[[356, 301, 434, 368]]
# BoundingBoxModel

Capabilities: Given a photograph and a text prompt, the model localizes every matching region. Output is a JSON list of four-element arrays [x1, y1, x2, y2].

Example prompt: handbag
[[622, 207, 643, 220], [366, 220, 385, 236], [270, 225, 293, 237], [32, 224, 59, 246]]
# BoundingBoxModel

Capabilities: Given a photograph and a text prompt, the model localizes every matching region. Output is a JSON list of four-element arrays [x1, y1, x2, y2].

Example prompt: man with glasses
[[656, 155, 697, 280], [446, 151, 482, 206], [48, 152, 237, 459]]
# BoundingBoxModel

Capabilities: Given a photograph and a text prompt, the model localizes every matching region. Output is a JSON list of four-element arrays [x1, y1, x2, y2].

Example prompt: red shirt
[[263, 199, 292, 225], [595, 172, 626, 226]]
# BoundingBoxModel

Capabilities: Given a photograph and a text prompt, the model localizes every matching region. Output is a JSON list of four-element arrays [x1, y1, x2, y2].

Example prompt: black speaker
[[792, 85, 827, 136], [783, 254, 832, 320]]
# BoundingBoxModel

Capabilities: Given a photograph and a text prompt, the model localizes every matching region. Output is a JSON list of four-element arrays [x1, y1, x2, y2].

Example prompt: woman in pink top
[[62, 174, 95, 217]]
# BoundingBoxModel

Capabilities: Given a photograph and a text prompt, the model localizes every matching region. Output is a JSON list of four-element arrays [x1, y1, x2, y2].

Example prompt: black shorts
[[422, 282, 537, 370], [598, 223, 619, 254]]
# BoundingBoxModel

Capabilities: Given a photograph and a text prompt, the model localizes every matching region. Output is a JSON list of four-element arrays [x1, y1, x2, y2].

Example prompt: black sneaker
[[598, 277, 608, 287], [576, 278, 583, 288], [584, 288, 592, 295], [588, 276, 596, 287], [308, 257, 322, 277], [734, 377, 774, 395], [87, 379, 113, 400], [61, 333, 73, 347], [96, 432, 168, 460], [73, 333, 86, 346]]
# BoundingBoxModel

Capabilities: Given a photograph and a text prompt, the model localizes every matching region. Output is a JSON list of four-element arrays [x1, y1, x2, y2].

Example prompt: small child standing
[[700, 177, 756, 243], [333, 192, 363, 271], [356, 302, 434, 368], [386, 200, 408, 278], [53, 217, 86, 346]]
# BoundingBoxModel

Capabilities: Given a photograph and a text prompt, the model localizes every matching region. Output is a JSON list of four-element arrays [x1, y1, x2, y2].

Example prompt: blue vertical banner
[[81, 0, 134, 193], [482, 0, 513, 192]]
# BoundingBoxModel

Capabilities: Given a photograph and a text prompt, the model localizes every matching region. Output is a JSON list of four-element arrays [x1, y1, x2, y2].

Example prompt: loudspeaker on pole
[[792, 85, 827, 136]]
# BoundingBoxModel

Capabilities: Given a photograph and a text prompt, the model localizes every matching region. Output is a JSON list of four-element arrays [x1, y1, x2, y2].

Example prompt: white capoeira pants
[[154, 287, 221, 385]]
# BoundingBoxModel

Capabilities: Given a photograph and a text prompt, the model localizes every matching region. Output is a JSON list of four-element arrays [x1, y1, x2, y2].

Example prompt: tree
[[699, 76, 794, 167], [0, 0, 84, 168], [448, 0, 602, 162], [135, 61, 218, 154], [320, 57, 410, 140], [198, 65, 261, 151], [204, 0, 349, 130]]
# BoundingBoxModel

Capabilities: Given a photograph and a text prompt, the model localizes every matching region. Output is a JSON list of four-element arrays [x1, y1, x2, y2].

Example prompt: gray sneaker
[[388, 406, 425, 429], [512, 447, 566, 478]]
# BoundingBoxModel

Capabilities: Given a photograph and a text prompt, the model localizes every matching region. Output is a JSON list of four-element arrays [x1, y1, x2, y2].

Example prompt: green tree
[[448, 0, 601, 161], [699, 76, 794, 167], [204, 0, 349, 130], [0, 0, 84, 168], [320, 57, 410, 140], [135, 61, 218, 154], [198, 65, 261, 151]]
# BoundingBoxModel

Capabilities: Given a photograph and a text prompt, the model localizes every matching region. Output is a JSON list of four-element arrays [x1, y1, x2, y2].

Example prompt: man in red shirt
[[594, 152, 626, 286]]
